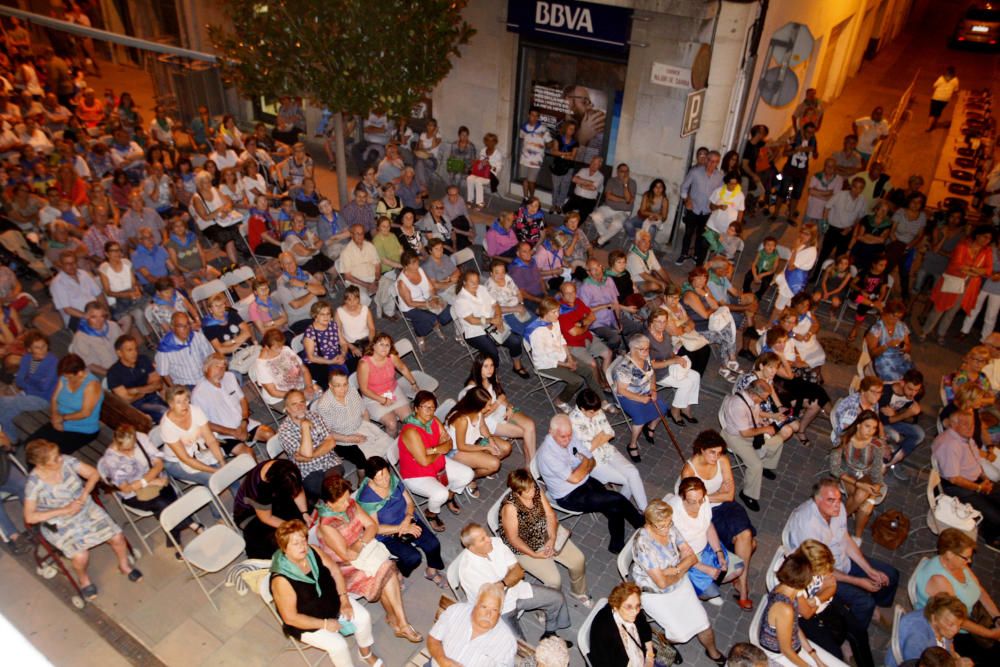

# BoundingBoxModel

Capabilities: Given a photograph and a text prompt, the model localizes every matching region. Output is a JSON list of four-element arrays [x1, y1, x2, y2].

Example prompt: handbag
[[871, 509, 910, 550], [445, 157, 466, 174], [675, 330, 709, 352], [933, 494, 982, 531], [940, 274, 967, 294], [229, 343, 261, 374], [131, 438, 164, 501], [350, 539, 392, 576], [470, 159, 491, 179], [708, 306, 735, 334]]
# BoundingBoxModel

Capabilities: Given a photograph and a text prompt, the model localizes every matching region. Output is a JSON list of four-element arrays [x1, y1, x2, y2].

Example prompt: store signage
[[507, 0, 632, 52], [681, 88, 707, 137], [651, 62, 692, 90]]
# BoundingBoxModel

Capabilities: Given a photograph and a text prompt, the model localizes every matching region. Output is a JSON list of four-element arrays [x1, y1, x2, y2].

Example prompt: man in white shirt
[[456, 523, 571, 643], [428, 583, 517, 667], [626, 230, 671, 293], [191, 353, 268, 458], [565, 156, 605, 221], [816, 176, 867, 274], [336, 224, 381, 306], [49, 251, 104, 330], [927, 66, 959, 132], [208, 136, 239, 171], [527, 298, 606, 411], [362, 111, 390, 163], [853, 107, 889, 165]]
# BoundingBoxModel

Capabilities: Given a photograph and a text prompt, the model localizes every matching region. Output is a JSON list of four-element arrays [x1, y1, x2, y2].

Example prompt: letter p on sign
[[681, 89, 706, 138]]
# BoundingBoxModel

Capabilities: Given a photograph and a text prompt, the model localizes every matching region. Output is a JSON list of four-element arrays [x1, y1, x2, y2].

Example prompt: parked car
[[950, 2, 1000, 49]]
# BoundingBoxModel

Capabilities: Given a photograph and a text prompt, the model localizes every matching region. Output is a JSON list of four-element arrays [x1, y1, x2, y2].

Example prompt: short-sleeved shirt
[[421, 255, 457, 283], [428, 602, 517, 667], [192, 372, 244, 430], [275, 275, 318, 325], [508, 258, 544, 298], [891, 210, 926, 244], [785, 498, 851, 573], [457, 538, 532, 614], [277, 410, 341, 478], [577, 277, 619, 329], [159, 405, 212, 465], [50, 270, 102, 324], [518, 122, 551, 169], [603, 176, 637, 212], [313, 388, 365, 435], [106, 355, 155, 392], [720, 392, 759, 435], [535, 434, 592, 500], [631, 526, 687, 593], [557, 299, 593, 347], [626, 246, 662, 284], [203, 310, 245, 349], [572, 167, 604, 200], [932, 429, 984, 482], [338, 241, 379, 283]]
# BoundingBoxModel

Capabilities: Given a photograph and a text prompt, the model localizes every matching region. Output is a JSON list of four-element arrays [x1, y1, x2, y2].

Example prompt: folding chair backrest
[[223, 266, 256, 289], [266, 435, 286, 460], [776, 244, 791, 260], [578, 597, 608, 667], [907, 558, 926, 606], [529, 456, 542, 483], [446, 553, 464, 598], [290, 334, 305, 355], [435, 398, 456, 424], [395, 337, 415, 359], [209, 453, 256, 499], [890, 604, 905, 666], [258, 570, 274, 604], [161, 486, 215, 534], [386, 441, 400, 466], [452, 247, 477, 273], [781, 521, 793, 550], [765, 544, 786, 591], [486, 494, 504, 535], [616, 534, 634, 580], [748, 593, 767, 647]]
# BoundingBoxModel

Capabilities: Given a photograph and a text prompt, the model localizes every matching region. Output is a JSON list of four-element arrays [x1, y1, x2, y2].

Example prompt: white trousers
[[355, 420, 395, 459], [657, 369, 701, 409], [299, 599, 373, 667], [592, 447, 649, 510], [467, 175, 491, 206], [403, 457, 475, 513], [590, 206, 629, 245], [761, 642, 849, 667], [960, 290, 1000, 341]]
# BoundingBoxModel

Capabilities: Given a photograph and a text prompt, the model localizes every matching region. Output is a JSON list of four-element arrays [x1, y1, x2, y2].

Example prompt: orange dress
[[930, 239, 992, 313], [316, 499, 397, 601]]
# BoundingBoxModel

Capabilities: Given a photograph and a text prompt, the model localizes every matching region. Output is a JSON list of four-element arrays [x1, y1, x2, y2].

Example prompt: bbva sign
[[535, 1, 594, 34]]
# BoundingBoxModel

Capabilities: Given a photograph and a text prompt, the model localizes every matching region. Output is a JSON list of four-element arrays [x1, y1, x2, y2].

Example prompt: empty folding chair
[[451, 247, 481, 275], [208, 453, 257, 529], [190, 278, 232, 317], [160, 486, 246, 611]]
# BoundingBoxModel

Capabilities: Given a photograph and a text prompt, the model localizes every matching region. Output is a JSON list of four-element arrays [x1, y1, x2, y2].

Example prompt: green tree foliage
[[209, 0, 475, 119]]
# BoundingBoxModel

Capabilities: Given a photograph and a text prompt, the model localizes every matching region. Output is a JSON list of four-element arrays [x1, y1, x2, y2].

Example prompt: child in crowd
[[742, 235, 780, 299], [847, 254, 890, 342], [813, 253, 853, 309]]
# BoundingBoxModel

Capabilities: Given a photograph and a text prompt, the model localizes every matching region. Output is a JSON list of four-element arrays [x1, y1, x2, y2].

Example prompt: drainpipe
[[730, 0, 770, 149]]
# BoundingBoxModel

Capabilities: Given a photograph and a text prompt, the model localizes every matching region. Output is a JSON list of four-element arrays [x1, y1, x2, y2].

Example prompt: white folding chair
[[902, 462, 980, 558], [446, 552, 464, 600], [266, 435, 285, 460], [190, 278, 231, 316], [748, 593, 767, 648], [257, 573, 326, 666], [907, 557, 926, 606], [521, 338, 562, 413], [248, 363, 284, 428], [616, 531, 636, 580], [208, 453, 257, 529], [0, 454, 27, 543], [452, 247, 480, 275], [290, 333, 305, 355], [578, 597, 608, 667], [765, 544, 787, 591], [99, 472, 160, 556], [394, 336, 427, 374], [890, 604, 906, 666], [160, 487, 246, 611], [781, 521, 794, 550], [385, 438, 430, 512], [222, 265, 256, 290], [604, 356, 632, 430], [529, 457, 583, 526], [435, 398, 456, 423], [716, 404, 747, 479], [486, 493, 504, 535]]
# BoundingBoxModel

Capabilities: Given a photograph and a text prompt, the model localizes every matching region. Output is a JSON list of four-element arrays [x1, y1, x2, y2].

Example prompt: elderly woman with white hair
[[613, 334, 672, 463], [190, 170, 243, 266]]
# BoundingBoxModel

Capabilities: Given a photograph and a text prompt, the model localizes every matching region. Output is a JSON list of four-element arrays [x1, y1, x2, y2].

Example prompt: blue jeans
[[835, 559, 899, 627], [404, 307, 452, 338], [0, 393, 49, 439], [886, 422, 925, 459], [0, 463, 27, 538], [377, 517, 445, 576]]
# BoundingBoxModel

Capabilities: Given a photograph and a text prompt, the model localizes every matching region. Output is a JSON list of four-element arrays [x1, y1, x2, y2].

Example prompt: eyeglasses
[[955, 552, 974, 565]]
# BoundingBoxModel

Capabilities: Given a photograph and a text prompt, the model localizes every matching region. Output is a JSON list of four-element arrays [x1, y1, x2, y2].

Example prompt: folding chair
[[765, 544, 787, 591], [222, 265, 257, 302], [528, 457, 583, 526], [616, 530, 636, 580], [384, 438, 429, 512], [486, 493, 504, 536], [394, 336, 426, 374], [0, 453, 27, 543], [604, 356, 633, 430], [715, 404, 748, 480], [161, 486, 246, 611], [907, 558, 926, 606], [99, 473, 161, 556], [834, 271, 889, 332], [445, 554, 465, 600], [577, 597, 608, 667], [890, 605, 906, 666], [266, 435, 286, 460], [257, 572, 326, 666], [190, 278, 231, 317], [452, 247, 481, 275], [248, 363, 284, 428], [208, 453, 257, 529], [290, 333, 305, 355], [521, 338, 562, 413]]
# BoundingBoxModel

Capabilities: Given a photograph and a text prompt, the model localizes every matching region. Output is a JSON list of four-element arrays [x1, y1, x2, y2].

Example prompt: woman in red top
[[246, 193, 281, 257], [922, 226, 993, 344], [54, 165, 89, 208], [396, 391, 474, 532]]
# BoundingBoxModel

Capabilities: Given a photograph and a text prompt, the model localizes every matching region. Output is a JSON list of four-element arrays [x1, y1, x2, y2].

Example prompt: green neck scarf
[[270, 547, 322, 596], [402, 413, 434, 435], [316, 500, 351, 523], [354, 474, 401, 515]]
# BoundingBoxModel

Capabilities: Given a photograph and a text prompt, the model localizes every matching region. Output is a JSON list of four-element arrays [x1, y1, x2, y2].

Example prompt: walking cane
[[650, 393, 687, 464]]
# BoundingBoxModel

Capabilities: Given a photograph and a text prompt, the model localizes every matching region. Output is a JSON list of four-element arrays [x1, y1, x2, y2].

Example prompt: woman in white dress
[[334, 285, 376, 374], [459, 354, 537, 461], [443, 386, 512, 497], [789, 293, 826, 371]]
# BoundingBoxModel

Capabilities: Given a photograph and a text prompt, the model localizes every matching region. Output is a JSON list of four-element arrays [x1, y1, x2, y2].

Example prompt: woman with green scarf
[[270, 519, 384, 666], [355, 456, 448, 589]]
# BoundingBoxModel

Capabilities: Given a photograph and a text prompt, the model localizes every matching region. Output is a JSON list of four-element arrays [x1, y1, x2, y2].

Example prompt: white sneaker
[[705, 596, 724, 607]]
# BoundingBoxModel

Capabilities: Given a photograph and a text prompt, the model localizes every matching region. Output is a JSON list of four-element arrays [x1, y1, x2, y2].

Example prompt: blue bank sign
[[507, 0, 633, 53]]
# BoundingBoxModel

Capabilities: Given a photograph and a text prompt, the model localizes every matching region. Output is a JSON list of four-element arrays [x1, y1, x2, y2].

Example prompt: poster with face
[[529, 83, 607, 164]]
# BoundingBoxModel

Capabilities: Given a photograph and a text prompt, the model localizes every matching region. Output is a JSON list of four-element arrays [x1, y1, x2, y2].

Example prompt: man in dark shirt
[[106, 335, 166, 419], [878, 368, 925, 480]]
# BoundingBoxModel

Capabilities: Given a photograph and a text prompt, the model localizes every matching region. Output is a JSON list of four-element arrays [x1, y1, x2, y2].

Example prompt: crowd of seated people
[[3, 36, 1000, 667]]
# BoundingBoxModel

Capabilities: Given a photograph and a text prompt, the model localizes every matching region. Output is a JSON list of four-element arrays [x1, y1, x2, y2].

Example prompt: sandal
[[394, 624, 423, 643], [424, 569, 449, 589], [643, 427, 655, 443], [465, 483, 481, 499], [734, 594, 754, 611], [81, 583, 98, 601], [425, 512, 446, 532], [445, 498, 462, 515], [798, 434, 811, 447], [571, 593, 594, 608], [124, 568, 144, 583], [358, 649, 384, 667], [513, 366, 530, 379], [626, 445, 642, 463]]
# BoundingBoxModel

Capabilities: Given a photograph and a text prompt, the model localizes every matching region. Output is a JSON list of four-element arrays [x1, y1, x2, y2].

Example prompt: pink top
[[360, 355, 397, 396], [486, 224, 517, 257]]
